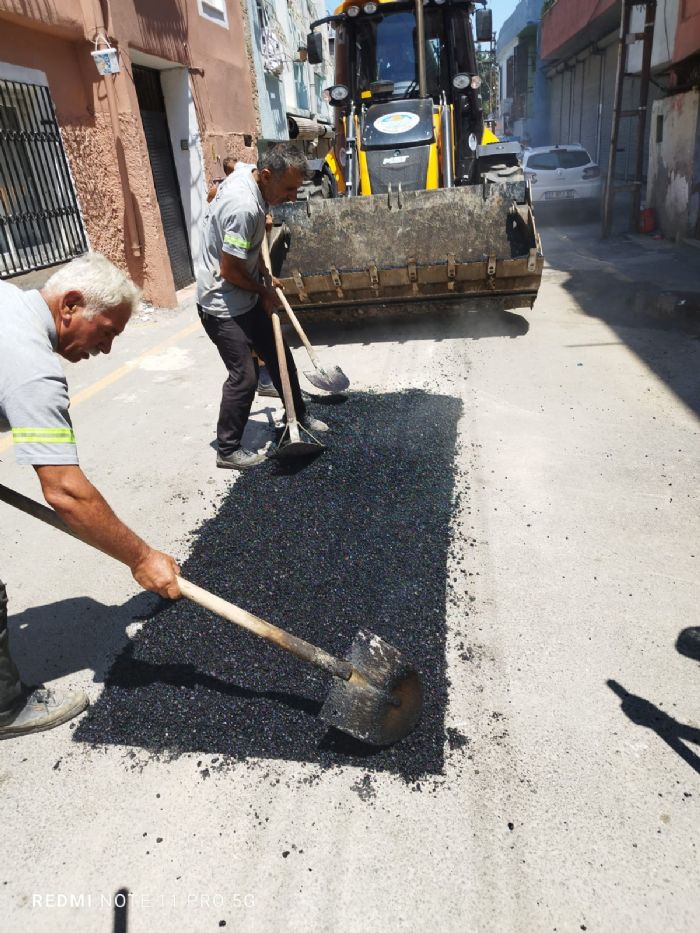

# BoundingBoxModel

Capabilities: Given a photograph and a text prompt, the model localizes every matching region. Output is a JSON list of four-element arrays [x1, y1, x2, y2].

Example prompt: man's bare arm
[[34, 464, 181, 599]]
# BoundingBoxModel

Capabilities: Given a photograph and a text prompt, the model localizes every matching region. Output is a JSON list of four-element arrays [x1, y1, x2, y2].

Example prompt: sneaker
[[257, 381, 280, 398], [257, 365, 279, 398], [300, 412, 329, 433], [0, 686, 88, 740], [216, 447, 266, 470]]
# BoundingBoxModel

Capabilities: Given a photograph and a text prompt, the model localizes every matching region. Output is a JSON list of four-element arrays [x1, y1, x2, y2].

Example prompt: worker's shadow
[[676, 626, 700, 664], [607, 673, 700, 776], [207, 405, 278, 456], [6, 591, 160, 686]]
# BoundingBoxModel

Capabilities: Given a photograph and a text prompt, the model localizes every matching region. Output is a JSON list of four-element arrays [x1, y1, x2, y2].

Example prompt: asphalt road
[[1, 222, 699, 932]]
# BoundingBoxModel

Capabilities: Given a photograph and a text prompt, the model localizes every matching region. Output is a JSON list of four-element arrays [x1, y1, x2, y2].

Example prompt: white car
[[522, 144, 602, 205]]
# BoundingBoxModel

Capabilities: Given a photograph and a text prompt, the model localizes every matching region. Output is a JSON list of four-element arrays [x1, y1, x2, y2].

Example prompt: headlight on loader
[[324, 84, 350, 106]]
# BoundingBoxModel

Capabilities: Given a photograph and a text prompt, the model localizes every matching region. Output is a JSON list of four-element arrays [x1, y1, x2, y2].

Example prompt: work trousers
[[0, 578, 21, 712], [198, 301, 306, 456]]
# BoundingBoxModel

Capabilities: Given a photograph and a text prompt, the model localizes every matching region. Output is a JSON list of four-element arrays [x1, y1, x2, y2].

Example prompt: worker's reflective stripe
[[12, 427, 76, 444], [223, 232, 251, 250]]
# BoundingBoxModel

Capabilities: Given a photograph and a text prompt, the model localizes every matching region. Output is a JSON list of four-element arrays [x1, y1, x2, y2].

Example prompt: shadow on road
[[290, 305, 530, 348], [113, 887, 129, 933], [607, 678, 700, 775], [6, 591, 156, 686], [539, 219, 700, 420], [676, 627, 700, 663]]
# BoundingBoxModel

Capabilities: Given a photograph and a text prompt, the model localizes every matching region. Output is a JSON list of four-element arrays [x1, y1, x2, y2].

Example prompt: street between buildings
[[1, 220, 699, 933]]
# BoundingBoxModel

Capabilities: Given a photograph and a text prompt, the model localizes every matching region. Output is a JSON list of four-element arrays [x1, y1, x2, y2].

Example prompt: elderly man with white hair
[[0, 253, 181, 740]]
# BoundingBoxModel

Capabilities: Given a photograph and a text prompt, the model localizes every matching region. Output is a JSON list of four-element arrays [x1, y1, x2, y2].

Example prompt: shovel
[[0, 483, 423, 746], [262, 237, 349, 393], [270, 309, 325, 459]]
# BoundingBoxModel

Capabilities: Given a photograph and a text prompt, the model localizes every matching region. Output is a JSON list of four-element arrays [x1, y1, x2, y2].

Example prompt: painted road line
[[0, 320, 201, 454]]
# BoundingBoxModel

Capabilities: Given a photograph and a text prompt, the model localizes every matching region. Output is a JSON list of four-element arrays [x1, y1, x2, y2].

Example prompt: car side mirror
[[306, 32, 324, 65], [475, 10, 492, 44]]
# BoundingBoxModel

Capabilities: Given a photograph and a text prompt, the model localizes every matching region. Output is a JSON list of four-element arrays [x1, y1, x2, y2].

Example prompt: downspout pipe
[[414, 0, 428, 98], [89, 0, 142, 257]]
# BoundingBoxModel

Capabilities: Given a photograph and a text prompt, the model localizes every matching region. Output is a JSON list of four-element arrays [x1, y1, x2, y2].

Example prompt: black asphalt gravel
[[75, 390, 462, 780]]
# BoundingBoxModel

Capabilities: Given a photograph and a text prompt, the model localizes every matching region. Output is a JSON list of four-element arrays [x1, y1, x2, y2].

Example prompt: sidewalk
[[538, 217, 700, 334]]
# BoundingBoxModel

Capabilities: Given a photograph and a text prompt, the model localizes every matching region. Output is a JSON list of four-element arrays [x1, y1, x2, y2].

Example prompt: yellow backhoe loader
[[272, 0, 543, 313]]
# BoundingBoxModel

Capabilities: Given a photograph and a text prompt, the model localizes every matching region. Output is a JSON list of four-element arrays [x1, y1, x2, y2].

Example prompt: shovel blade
[[270, 422, 326, 459], [304, 365, 350, 394], [319, 629, 423, 746]]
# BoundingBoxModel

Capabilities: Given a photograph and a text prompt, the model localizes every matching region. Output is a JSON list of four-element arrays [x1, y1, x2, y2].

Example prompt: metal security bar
[[0, 79, 87, 277]]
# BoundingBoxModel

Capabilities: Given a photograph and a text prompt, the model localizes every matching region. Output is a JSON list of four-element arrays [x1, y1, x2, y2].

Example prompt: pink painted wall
[[674, 0, 700, 63], [541, 0, 618, 60], [0, 0, 260, 305]]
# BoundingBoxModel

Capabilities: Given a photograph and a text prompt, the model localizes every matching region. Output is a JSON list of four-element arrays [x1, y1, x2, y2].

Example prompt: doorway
[[133, 65, 193, 291]]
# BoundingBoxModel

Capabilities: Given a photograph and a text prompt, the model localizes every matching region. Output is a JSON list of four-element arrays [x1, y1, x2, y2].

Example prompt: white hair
[[43, 253, 142, 320]]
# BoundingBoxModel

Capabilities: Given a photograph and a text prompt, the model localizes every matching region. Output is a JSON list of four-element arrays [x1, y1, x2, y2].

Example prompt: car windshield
[[526, 149, 592, 171], [353, 9, 472, 100]]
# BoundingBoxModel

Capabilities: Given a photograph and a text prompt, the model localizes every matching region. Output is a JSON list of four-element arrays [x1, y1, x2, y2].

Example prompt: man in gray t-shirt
[[196, 143, 329, 471], [0, 254, 181, 740]]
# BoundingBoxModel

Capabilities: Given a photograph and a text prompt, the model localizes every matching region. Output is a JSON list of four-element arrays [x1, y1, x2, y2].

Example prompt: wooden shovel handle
[[260, 236, 319, 364], [177, 577, 351, 679], [0, 483, 352, 681], [270, 310, 298, 426]]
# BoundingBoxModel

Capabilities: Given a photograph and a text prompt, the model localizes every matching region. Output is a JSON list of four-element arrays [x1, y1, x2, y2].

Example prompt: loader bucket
[[273, 181, 543, 314]]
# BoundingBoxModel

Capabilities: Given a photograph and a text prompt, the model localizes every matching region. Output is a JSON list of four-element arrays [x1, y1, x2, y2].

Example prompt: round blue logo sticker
[[373, 112, 420, 135]]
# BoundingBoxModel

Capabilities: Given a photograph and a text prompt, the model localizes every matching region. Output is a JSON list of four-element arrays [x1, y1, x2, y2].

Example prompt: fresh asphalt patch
[[75, 390, 462, 780]]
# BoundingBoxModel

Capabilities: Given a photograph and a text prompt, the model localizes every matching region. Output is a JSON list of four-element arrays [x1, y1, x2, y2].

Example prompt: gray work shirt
[[196, 166, 268, 318], [0, 280, 79, 465]]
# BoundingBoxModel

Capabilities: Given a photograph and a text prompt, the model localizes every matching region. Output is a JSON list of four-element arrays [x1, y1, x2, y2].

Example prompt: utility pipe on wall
[[89, 0, 142, 257], [595, 48, 605, 166]]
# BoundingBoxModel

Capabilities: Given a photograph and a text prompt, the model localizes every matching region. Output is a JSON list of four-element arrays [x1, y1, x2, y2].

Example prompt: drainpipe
[[89, 0, 142, 257], [595, 48, 605, 165]]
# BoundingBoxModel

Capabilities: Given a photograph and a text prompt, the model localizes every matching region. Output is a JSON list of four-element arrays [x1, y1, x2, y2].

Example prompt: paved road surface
[[1, 223, 698, 932]]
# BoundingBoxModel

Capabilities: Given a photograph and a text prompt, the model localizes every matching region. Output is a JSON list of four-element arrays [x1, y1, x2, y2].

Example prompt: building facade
[[540, 0, 700, 240], [0, 0, 258, 306], [496, 0, 548, 146], [243, 0, 334, 155]]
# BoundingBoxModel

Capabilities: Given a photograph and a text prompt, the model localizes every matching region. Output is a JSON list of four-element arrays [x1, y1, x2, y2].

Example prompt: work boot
[[0, 685, 88, 740], [216, 447, 266, 470], [300, 412, 329, 433], [256, 365, 279, 399], [277, 412, 330, 434]]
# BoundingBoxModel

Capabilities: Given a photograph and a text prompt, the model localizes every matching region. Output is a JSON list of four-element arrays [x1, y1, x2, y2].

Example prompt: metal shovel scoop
[[177, 578, 423, 746], [279, 299, 350, 393], [0, 483, 423, 746], [270, 310, 325, 459], [262, 237, 349, 393]]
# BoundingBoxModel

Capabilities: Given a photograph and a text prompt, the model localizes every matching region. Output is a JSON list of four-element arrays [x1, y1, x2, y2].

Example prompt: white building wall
[[246, 0, 334, 143], [628, 0, 679, 72], [647, 89, 700, 239]]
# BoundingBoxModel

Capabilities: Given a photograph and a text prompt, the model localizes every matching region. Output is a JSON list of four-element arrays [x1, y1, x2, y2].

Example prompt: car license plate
[[544, 190, 575, 200]]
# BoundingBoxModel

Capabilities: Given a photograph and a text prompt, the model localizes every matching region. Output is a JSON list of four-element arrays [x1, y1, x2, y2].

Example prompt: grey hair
[[43, 253, 142, 320], [258, 143, 308, 178]]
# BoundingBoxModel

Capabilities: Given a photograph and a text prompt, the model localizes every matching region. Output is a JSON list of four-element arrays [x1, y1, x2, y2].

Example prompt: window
[[198, 0, 228, 28], [526, 151, 559, 171], [526, 149, 592, 171], [559, 149, 591, 169], [293, 62, 310, 112], [506, 55, 514, 99], [354, 8, 469, 101]]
